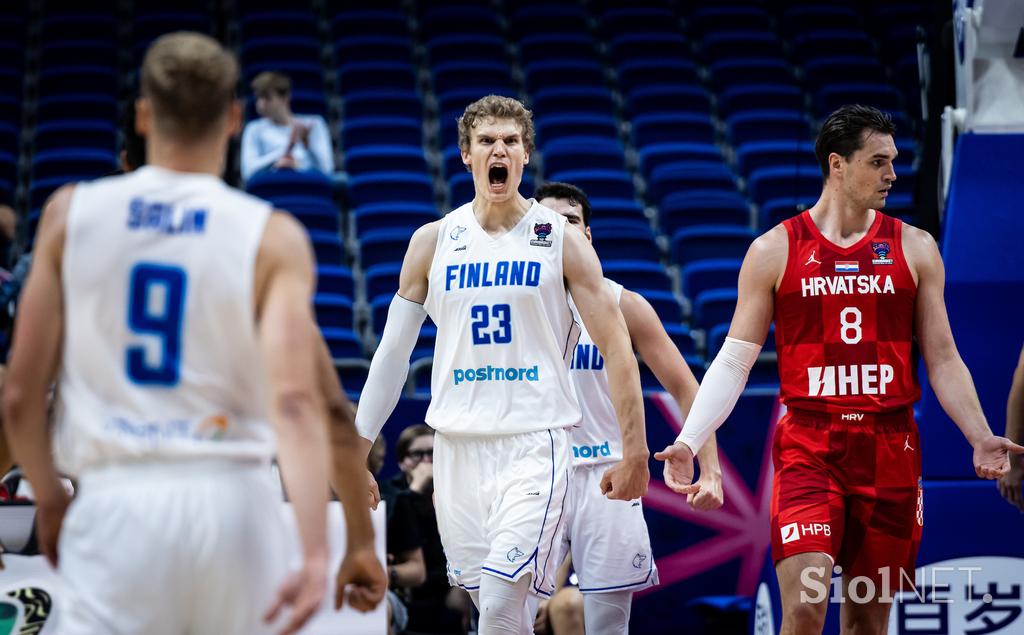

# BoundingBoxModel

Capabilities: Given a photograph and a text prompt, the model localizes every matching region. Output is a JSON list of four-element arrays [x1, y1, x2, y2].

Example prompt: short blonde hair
[[141, 32, 238, 140], [251, 71, 291, 98], [457, 95, 535, 154]]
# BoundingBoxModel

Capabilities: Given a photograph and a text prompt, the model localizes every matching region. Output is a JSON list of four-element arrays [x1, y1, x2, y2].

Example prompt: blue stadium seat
[[321, 327, 363, 359], [364, 263, 402, 300], [240, 36, 319, 67], [526, 60, 606, 92], [36, 94, 116, 123], [701, 30, 783, 62], [449, 172, 534, 204], [0, 122, 18, 154], [727, 110, 811, 145], [243, 60, 324, 93], [30, 148, 116, 181], [34, 120, 117, 152], [815, 83, 903, 117], [246, 169, 333, 201], [531, 87, 616, 119], [348, 171, 434, 207], [591, 223, 660, 262], [421, 6, 501, 38], [601, 260, 672, 293], [632, 113, 715, 147], [41, 13, 117, 41], [783, 7, 863, 36], [341, 117, 422, 149], [273, 196, 340, 233], [693, 289, 739, 331], [735, 140, 817, 177], [437, 88, 517, 129], [589, 198, 646, 223], [317, 265, 355, 298], [0, 95, 19, 125], [689, 6, 771, 35], [617, 58, 700, 93], [709, 59, 796, 90], [541, 137, 626, 175], [758, 198, 816, 230], [647, 161, 737, 206], [803, 56, 886, 88], [626, 85, 711, 118], [314, 293, 354, 329], [134, 11, 210, 51], [518, 34, 600, 66], [793, 29, 875, 61], [681, 258, 743, 302], [599, 9, 678, 36], [354, 202, 437, 236], [548, 169, 635, 200], [432, 61, 513, 95], [637, 289, 684, 324], [344, 145, 428, 175], [339, 62, 417, 94], [335, 35, 412, 64], [343, 90, 422, 120], [660, 190, 750, 234], [511, 6, 590, 37], [670, 225, 755, 268], [309, 230, 345, 265], [240, 10, 318, 39], [441, 145, 467, 179], [638, 142, 722, 178], [40, 40, 116, 67], [336, 360, 370, 398], [331, 10, 408, 40], [427, 35, 505, 65], [38, 65, 117, 97], [718, 85, 804, 118], [747, 166, 822, 206], [610, 33, 690, 62], [359, 228, 416, 269], [535, 114, 619, 144]]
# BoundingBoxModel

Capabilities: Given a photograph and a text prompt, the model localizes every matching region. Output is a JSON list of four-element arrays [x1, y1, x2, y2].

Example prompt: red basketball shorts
[[770, 408, 923, 592]]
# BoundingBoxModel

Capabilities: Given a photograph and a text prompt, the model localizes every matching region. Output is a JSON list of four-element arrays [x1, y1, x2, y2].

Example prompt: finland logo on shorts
[[507, 547, 526, 563], [632, 553, 647, 569]]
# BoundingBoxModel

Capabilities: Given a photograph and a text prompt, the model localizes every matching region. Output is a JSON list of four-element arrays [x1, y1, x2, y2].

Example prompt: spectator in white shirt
[[241, 71, 334, 182]]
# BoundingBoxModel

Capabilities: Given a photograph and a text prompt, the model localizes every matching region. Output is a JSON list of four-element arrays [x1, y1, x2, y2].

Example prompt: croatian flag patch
[[835, 261, 859, 273]]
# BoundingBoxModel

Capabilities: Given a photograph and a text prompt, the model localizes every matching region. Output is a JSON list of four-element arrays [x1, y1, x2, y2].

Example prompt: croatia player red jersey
[[774, 210, 919, 414]]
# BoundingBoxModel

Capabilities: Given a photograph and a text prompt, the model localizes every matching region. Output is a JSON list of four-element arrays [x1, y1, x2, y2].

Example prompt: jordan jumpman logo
[[903, 435, 914, 452], [805, 250, 821, 266]]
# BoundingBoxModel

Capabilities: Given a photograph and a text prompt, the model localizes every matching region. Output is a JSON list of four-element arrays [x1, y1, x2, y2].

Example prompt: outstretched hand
[[654, 442, 701, 496], [974, 435, 1024, 480]]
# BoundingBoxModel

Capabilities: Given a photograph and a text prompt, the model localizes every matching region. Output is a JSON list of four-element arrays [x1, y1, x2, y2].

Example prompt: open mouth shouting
[[488, 163, 509, 192]]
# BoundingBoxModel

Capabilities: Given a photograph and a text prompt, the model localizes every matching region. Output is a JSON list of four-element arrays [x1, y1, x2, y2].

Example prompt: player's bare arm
[[255, 211, 330, 633], [563, 226, 649, 501], [620, 289, 724, 510], [315, 336, 387, 612], [2, 185, 73, 566], [655, 226, 787, 494], [904, 224, 1024, 478], [354, 220, 438, 483], [999, 345, 1024, 510]]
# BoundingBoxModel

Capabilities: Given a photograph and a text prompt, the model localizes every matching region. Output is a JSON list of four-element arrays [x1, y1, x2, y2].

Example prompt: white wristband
[[676, 337, 762, 454], [355, 295, 427, 442]]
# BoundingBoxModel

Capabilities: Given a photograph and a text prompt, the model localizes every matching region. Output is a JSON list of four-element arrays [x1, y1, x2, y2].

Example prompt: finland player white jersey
[[54, 166, 274, 476], [423, 201, 582, 435], [568, 279, 624, 466]]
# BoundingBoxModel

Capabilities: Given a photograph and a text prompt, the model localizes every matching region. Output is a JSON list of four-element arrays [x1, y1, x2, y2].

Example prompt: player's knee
[[548, 587, 584, 627], [782, 600, 828, 633]]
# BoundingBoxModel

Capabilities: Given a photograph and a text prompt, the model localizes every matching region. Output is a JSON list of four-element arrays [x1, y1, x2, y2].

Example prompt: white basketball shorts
[[57, 459, 289, 635], [433, 428, 570, 598], [558, 462, 658, 593]]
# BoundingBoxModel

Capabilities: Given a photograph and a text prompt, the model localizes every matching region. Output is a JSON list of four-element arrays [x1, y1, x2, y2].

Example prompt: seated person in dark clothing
[[387, 425, 472, 635], [369, 435, 426, 635]]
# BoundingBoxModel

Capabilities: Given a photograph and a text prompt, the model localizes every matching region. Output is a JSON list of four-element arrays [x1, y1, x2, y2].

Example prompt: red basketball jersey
[[774, 210, 919, 413]]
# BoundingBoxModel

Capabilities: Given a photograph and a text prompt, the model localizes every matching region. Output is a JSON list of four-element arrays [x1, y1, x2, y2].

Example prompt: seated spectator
[[385, 425, 472, 635], [240, 71, 334, 182], [369, 435, 427, 635]]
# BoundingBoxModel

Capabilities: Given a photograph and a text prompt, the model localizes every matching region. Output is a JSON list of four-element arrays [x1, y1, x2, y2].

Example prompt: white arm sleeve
[[676, 337, 762, 454], [354, 294, 427, 442]]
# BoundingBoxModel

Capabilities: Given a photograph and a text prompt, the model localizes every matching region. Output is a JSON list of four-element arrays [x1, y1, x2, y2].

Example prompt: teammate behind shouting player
[[656, 105, 1024, 635]]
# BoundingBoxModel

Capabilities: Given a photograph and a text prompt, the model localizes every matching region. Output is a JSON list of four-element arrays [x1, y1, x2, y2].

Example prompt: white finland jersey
[[54, 166, 274, 476], [422, 201, 582, 435], [568, 279, 625, 466]]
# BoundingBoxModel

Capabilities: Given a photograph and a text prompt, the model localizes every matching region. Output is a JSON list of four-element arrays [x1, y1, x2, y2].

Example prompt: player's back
[[774, 209, 919, 414], [55, 165, 273, 476]]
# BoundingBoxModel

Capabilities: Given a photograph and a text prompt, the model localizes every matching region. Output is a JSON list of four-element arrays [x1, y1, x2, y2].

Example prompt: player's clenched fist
[[654, 442, 702, 496], [335, 545, 387, 613], [600, 455, 649, 500]]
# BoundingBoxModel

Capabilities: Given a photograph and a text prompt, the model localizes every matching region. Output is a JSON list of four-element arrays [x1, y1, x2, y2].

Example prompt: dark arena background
[[0, 0, 1022, 634]]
